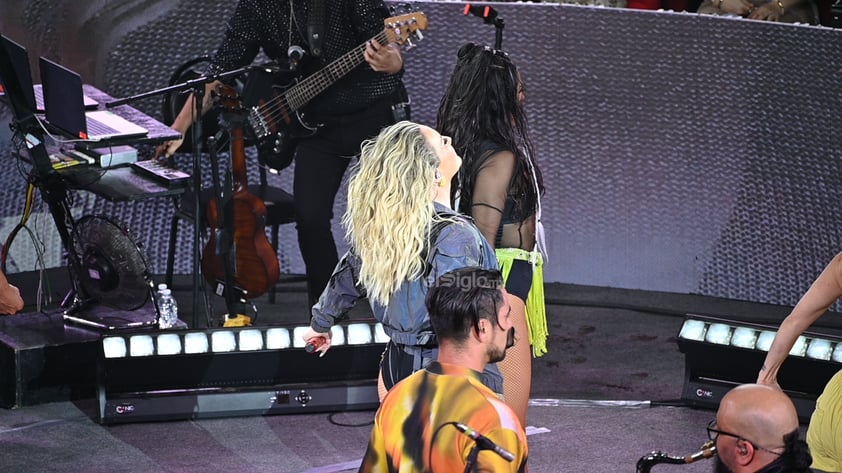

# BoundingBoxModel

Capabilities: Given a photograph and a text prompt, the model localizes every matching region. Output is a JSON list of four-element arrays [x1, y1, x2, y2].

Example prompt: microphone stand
[[463, 4, 505, 49], [107, 65, 252, 328], [494, 17, 504, 50]]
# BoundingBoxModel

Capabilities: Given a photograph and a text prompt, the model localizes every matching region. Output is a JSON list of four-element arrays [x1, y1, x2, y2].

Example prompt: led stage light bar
[[97, 321, 389, 424]]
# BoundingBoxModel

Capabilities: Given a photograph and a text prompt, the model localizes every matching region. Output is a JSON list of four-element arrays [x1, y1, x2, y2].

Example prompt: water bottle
[[158, 288, 178, 329], [155, 283, 167, 311]]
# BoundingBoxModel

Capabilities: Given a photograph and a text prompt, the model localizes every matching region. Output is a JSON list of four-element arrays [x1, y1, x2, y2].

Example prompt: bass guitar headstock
[[383, 10, 428, 50]]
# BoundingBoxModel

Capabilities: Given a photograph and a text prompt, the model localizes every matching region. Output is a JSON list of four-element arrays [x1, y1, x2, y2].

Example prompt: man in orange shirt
[[358, 267, 527, 473]]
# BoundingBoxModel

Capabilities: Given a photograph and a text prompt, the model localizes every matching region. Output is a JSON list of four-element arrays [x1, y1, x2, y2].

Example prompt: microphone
[[463, 4, 499, 23], [454, 422, 515, 462], [288, 46, 305, 71], [305, 336, 326, 354]]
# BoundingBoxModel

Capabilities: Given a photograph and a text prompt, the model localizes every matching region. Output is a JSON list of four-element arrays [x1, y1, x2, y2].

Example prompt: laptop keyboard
[[87, 117, 120, 137]]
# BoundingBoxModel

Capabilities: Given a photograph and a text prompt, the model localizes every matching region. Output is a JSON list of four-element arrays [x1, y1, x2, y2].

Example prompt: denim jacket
[[310, 203, 498, 346]]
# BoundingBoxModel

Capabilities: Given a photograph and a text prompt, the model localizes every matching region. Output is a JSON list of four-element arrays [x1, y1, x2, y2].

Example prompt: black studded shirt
[[208, 0, 403, 116]]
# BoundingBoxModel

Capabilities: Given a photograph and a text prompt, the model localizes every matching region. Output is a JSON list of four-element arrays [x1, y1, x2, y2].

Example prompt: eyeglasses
[[706, 420, 783, 456]]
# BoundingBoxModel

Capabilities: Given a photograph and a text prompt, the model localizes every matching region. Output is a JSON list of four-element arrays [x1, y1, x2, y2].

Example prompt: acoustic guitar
[[202, 85, 280, 299], [248, 10, 428, 171]]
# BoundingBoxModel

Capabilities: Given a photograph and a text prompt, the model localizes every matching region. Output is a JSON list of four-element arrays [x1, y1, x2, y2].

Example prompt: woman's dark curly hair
[[436, 43, 544, 221]]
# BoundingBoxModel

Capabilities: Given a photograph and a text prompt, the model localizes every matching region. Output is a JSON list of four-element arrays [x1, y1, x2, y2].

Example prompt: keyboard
[[87, 118, 121, 137], [131, 160, 191, 187]]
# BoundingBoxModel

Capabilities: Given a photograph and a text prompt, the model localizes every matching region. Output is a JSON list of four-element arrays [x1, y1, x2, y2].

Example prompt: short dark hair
[[426, 267, 504, 342]]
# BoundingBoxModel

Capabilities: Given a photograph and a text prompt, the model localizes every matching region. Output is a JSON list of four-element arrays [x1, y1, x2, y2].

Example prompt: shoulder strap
[[307, 0, 325, 57]]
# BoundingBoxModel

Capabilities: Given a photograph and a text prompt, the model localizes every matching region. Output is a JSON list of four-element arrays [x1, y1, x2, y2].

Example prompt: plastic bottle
[[158, 288, 178, 329], [155, 283, 167, 312]]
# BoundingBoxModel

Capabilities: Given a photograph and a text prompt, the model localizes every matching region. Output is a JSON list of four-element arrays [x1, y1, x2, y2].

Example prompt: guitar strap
[[306, 0, 325, 57]]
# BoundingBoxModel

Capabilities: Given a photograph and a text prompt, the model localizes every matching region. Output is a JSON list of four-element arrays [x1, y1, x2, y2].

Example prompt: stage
[[1, 273, 838, 472], [0, 2, 840, 470]]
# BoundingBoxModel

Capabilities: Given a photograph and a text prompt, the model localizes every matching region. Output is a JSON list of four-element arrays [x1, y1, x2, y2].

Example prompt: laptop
[[39, 56, 147, 141], [0, 35, 97, 112]]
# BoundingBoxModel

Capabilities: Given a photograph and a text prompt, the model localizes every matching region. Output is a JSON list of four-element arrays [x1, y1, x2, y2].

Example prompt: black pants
[[293, 94, 399, 307]]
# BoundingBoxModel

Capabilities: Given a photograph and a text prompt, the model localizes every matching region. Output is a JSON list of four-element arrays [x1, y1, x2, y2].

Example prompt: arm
[[0, 270, 24, 315], [757, 252, 842, 386], [155, 80, 221, 158], [302, 252, 365, 354], [475, 428, 528, 473], [156, 0, 262, 158], [470, 151, 516, 250]]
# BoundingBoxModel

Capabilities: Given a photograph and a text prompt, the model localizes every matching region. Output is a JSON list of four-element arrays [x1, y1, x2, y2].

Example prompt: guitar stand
[[205, 133, 252, 328], [108, 65, 254, 328]]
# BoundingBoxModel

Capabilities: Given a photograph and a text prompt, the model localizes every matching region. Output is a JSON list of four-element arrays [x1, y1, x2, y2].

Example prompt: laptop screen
[[39, 56, 89, 139], [0, 35, 37, 112]]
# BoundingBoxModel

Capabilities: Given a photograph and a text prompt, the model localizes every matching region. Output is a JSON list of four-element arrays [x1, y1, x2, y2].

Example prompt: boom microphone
[[454, 422, 515, 462]]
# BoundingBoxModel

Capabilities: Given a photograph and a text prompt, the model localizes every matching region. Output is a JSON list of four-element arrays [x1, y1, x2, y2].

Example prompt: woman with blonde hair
[[301, 121, 503, 397]]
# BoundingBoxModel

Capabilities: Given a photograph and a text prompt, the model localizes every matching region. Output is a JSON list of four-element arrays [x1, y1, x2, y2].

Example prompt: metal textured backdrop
[[1, 1, 841, 308]]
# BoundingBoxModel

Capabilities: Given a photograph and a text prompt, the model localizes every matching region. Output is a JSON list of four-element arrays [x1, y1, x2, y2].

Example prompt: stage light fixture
[[677, 314, 842, 422], [97, 321, 388, 424]]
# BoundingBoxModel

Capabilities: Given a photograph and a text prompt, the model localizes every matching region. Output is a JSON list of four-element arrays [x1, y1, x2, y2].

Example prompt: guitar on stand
[[202, 85, 280, 327], [248, 10, 428, 171]]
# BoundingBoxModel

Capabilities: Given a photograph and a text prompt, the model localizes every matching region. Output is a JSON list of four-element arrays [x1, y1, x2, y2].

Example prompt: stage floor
[[0, 270, 832, 472]]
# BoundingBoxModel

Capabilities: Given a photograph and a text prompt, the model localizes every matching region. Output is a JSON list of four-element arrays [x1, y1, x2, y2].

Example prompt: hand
[[300, 327, 333, 356], [153, 137, 185, 160], [748, 2, 783, 21], [0, 282, 24, 315], [720, 0, 756, 16], [364, 39, 403, 74]]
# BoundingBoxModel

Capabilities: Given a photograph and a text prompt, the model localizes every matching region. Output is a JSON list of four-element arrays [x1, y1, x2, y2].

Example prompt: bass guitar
[[202, 85, 281, 300], [248, 10, 428, 171]]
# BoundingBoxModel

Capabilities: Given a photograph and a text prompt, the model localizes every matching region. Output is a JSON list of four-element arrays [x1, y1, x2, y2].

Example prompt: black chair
[[162, 57, 298, 303]]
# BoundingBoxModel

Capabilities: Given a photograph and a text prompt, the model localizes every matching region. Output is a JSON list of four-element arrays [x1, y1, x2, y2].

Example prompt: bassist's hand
[[364, 39, 403, 74]]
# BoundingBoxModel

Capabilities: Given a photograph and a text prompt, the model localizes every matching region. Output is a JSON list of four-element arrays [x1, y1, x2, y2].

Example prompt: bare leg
[[378, 368, 388, 402], [498, 293, 531, 427]]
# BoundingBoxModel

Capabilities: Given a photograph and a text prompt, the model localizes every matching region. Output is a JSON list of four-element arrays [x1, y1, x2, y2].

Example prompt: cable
[[2, 181, 37, 271], [326, 411, 374, 428]]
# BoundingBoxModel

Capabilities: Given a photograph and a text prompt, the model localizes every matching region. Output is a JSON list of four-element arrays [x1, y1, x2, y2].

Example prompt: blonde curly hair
[[343, 121, 441, 305]]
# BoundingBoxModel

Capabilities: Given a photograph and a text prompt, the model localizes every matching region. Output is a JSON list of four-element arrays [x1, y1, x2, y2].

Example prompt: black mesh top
[[207, 0, 403, 116]]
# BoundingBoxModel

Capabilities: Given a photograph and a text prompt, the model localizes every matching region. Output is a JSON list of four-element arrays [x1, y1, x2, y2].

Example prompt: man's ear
[[736, 439, 754, 466], [475, 319, 490, 340]]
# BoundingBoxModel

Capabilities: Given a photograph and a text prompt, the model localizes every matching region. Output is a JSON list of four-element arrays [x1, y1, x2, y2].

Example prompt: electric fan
[[71, 215, 151, 311]]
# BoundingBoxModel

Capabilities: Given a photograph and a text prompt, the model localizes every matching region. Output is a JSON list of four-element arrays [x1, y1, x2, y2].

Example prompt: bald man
[[710, 384, 812, 473]]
